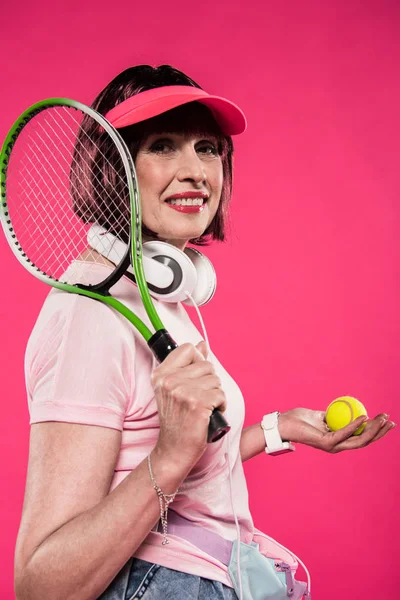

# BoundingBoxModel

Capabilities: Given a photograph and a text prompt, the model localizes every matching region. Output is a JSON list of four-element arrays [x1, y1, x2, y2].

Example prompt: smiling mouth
[[165, 198, 207, 206]]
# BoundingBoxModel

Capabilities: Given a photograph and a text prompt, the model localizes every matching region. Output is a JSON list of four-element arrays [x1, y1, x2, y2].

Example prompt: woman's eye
[[150, 141, 174, 153], [197, 143, 218, 156], [148, 139, 218, 155]]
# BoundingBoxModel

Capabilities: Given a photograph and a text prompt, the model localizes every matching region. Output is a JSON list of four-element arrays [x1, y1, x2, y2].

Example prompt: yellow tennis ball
[[326, 396, 368, 435]]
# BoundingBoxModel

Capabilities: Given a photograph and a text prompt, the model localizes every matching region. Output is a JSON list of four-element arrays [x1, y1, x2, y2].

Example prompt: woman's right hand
[[151, 341, 227, 471]]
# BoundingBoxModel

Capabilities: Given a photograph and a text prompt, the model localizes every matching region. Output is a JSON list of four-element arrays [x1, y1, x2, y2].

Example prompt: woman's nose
[[176, 149, 207, 183]]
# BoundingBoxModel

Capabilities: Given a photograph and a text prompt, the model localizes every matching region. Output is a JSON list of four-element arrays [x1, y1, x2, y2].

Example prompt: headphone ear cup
[[86, 226, 216, 306], [142, 241, 198, 303], [183, 247, 217, 306]]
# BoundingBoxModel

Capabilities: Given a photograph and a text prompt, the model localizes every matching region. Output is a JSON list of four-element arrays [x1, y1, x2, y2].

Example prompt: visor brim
[[104, 86, 247, 136]]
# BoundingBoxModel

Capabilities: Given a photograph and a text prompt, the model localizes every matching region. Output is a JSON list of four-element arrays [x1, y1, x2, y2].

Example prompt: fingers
[[164, 343, 207, 368], [176, 361, 219, 380], [330, 414, 395, 452], [151, 343, 210, 387], [150, 341, 226, 415], [196, 340, 209, 360], [161, 374, 222, 396], [355, 414, 395, 445], [211, 388, 227, 413], [327, 415, 369, 446], [151, 341, 224, 464], [368, 419, 396, 443]]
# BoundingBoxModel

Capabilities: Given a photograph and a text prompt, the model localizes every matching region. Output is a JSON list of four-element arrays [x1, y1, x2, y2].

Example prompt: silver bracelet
[[147, 454, 179, 545]]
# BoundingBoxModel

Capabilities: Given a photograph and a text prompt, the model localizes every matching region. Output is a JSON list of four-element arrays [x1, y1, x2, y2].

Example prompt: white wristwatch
[[261, 412, 295, 456]]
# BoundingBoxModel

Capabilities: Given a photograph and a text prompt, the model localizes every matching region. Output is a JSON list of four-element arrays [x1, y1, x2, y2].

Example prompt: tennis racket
[[0, 98, 230, 443]]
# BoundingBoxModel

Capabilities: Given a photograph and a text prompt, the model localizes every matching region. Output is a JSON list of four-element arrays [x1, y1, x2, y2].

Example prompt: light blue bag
[[162, 510, 311, 599], [228, 540, 310, 600]]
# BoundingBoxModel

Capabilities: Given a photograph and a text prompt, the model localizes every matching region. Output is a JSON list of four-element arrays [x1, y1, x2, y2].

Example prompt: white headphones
[[87, 225, 217, 307]]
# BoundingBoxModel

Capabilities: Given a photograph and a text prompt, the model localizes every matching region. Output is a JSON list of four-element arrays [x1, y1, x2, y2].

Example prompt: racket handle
[[148, 328, 179, 362], [148, 329, 230, 443]]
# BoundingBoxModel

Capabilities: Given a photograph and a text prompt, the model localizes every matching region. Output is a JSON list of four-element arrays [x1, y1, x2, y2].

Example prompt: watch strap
[[261, 412, 295, 456]]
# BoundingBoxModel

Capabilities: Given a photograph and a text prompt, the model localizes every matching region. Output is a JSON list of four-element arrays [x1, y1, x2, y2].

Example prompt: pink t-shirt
[[25, 261, 254, 587]]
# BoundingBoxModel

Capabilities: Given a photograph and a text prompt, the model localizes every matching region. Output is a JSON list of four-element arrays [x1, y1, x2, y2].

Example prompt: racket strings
[[66, 110, 132, 247], [44, 110, 129, 238], [6, 105, 133, 284], [48, 109, 129, 225], [18, 137, 78, 264], [10, 108, 126, 224], [9, 137, 87, 276], [9, 155, 74, 271], [16, 166, 69, 265], [24, 121, 113, 261]]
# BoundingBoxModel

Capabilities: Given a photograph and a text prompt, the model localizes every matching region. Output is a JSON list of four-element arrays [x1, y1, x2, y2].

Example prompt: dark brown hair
[[71, 65, 234, 246]]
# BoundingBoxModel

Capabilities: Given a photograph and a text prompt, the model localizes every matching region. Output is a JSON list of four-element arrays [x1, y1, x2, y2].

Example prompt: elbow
[[15, 564, 91, 600], [15, 569, 31, 600], [15, 549, 63, 600], [14, 563, 59, 600], [15, 562, 44, 600], [15, 537, 41, 600], [15, 547, 43, 600]]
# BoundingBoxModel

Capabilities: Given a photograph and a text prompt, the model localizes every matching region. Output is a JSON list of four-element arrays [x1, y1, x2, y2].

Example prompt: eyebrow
[[146, 132, 219, 143]]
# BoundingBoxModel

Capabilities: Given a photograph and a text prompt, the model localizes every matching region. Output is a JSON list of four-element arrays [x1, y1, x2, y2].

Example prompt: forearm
[[16, 447, 188, 600], [240, 413, 291, 462]]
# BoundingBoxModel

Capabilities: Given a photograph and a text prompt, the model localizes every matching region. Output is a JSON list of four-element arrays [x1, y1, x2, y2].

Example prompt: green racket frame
[[0, 98, 166, 342], [0, 98, 230, 441]]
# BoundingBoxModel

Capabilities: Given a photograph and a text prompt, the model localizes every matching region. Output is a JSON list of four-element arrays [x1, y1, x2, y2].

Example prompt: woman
[[14, 65, 395, 600]]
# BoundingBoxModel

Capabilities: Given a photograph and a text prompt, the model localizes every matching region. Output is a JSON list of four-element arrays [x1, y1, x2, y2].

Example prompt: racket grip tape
[[148, 329, 230, 443]]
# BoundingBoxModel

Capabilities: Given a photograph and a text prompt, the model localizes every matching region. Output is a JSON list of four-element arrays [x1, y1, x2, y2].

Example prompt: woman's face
[[134, 132, 224, 250]]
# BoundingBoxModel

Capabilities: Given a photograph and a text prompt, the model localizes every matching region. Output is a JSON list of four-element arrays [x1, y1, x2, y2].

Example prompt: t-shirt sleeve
[[25, 291, 136, 431]]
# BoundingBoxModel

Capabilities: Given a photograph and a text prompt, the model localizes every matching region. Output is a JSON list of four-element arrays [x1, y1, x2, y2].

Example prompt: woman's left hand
[[278, 408, 396, 453]]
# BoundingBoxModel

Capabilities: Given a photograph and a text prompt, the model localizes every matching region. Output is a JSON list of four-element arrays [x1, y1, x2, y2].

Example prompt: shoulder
[[25, 286, 137, 379]]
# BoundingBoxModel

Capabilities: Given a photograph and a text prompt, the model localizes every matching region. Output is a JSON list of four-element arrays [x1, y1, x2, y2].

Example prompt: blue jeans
[[98, 557, 238, 600]]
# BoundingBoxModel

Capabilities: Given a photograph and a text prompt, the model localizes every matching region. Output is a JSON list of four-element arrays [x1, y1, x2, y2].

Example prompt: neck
[[142, 233, 187, 252]]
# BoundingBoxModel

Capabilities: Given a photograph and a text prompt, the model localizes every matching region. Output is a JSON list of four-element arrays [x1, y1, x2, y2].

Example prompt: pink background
[[1, 1, 399, 598]]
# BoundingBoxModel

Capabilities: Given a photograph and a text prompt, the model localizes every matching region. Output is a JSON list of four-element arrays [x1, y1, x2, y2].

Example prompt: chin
[[163, 225, 206, 240]]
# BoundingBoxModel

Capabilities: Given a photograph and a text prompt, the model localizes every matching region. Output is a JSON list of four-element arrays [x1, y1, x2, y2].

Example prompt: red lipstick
[[164, 191, 208, 214]]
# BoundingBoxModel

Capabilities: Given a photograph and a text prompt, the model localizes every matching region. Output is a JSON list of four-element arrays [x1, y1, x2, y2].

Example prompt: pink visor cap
[[104, 86, 247, 135]]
